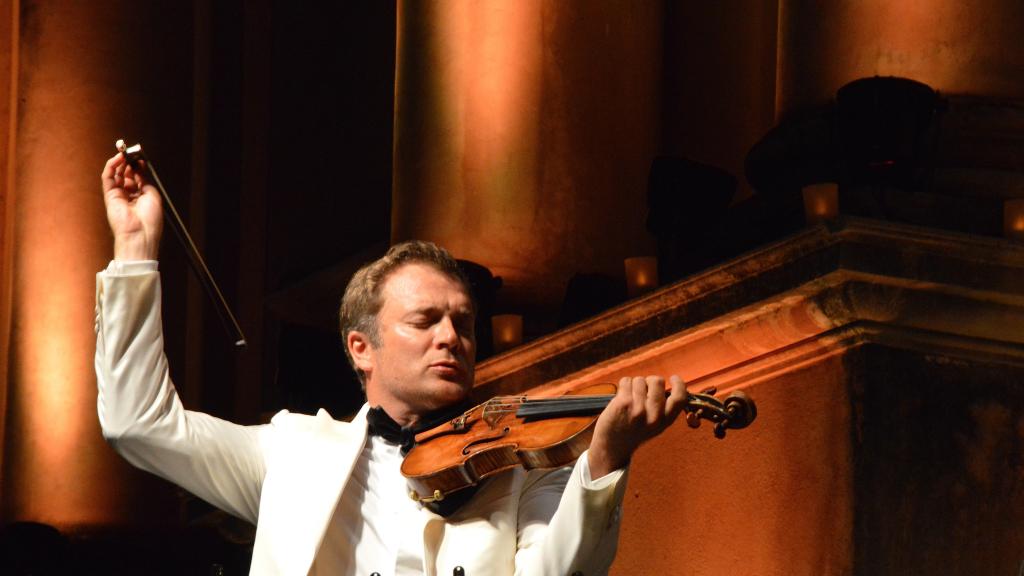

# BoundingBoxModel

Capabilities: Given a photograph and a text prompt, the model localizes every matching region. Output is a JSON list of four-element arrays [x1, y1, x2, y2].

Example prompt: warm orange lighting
[[10, 147, 114, 527], [802, 183, 839, 224], [491, 314, 523, 353], [393, 1, 548, 306], [1004, 199, 1024, 241], [4, 0, 139, 528], [624, 257, 659, 298], [393, 2, 662, 312]]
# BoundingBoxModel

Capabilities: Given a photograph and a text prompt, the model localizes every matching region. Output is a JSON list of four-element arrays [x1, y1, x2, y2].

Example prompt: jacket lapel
[[251, 405, 370, 575]]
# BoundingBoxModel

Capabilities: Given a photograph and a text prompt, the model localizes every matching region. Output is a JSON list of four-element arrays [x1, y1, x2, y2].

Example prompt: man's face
[[357, 263, 476, 421]]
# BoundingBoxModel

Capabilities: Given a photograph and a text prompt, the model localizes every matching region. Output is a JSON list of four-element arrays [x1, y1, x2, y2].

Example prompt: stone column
[[2, 1, 192, 528], [393, 0, 662, 315]]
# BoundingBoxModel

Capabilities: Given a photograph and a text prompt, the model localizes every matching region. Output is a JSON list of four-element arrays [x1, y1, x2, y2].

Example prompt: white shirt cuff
[[105, 259, 159, 275], [577, 449, 625, 489]]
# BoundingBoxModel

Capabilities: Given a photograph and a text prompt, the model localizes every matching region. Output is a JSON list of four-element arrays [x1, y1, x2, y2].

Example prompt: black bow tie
[[366, 401, 477, 453], [366, 406, 418, 455], [365, 403, 483, 517]]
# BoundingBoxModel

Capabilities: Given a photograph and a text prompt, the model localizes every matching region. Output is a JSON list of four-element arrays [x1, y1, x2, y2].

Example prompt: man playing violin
[[96, 151, 689, 575]]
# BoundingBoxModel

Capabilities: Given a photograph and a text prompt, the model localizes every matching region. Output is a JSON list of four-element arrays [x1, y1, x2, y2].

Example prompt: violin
[[401, 382, 757, 504]]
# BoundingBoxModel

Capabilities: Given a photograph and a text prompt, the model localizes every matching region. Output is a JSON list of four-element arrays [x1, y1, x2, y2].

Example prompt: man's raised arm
[[95, 152, 266, 524]]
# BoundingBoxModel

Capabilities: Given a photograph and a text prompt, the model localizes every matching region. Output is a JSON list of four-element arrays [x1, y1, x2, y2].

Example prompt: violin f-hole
[[461, 426, 511, 455]]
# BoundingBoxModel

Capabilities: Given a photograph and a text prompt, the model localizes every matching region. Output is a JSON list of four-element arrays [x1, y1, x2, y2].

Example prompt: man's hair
[[338, 240, 473, 387]]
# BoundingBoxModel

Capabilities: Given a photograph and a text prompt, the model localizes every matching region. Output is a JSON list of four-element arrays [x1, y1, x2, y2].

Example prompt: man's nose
[[434, 316, 460, 350]]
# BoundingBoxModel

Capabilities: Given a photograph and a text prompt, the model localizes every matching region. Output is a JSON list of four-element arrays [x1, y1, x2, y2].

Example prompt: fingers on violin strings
[[645, 375, 666, 395], [644, 375, 666, 414], [665, 375, 688, 417], [612, 377, 632, 415], [615, 376, 630, 398], [629, 376, 648, 419]]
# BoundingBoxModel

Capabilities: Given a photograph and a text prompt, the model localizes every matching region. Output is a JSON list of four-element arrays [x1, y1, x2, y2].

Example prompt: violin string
[[488, 393, 706, 415], [518, 399, 609, 410], [482, 394, 628, 419], [481, 393, 709, 420], [516, 396, 614, 418], [519, 395, 614, 402]]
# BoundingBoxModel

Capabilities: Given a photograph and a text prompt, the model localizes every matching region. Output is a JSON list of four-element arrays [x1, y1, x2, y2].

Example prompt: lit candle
[[802, 183, 839, 224], [491, 314, 523, 353], [624, 256, 658, 297], [1004, 199, 1024, 241]]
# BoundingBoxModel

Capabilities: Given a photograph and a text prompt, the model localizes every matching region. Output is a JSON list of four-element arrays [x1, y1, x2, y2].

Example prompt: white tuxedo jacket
[[94, 265, 627, 575]]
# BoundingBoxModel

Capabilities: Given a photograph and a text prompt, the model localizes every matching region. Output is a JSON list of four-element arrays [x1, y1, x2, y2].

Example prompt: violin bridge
[[482, 396, 526, 428]]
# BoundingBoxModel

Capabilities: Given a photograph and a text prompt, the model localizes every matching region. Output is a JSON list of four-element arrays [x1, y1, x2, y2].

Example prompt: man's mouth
[[429, 360, 463, 377]]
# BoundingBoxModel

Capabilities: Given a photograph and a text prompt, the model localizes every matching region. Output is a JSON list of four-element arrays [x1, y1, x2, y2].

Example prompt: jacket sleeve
[[95, 261, 267, 524], [514, 451, 629, 575]]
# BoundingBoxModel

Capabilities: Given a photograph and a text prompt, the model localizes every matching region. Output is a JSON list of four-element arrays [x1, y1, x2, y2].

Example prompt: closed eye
[[404, 308, 475, 335], [407, 316, 437, 329]]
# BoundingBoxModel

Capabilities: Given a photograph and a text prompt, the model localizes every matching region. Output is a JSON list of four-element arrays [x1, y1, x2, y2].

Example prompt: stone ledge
[[473, 217, 1024, 399]]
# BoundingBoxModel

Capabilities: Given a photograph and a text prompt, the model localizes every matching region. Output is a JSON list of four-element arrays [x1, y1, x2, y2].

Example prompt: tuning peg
[[714, 422, 727, 439], [686, 410, 702, 428], [699, 386, 718, 395]]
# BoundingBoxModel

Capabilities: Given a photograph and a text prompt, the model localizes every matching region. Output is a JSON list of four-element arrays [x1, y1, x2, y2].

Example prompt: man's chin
[[427, 378, 472, 406]]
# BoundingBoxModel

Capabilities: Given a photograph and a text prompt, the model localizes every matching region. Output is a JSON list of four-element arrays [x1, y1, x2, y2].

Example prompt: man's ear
[[347, 331, 375, 374]]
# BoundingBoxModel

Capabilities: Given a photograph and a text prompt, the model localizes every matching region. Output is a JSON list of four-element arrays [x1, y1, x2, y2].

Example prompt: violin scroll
[[682, 389, 757, 439]]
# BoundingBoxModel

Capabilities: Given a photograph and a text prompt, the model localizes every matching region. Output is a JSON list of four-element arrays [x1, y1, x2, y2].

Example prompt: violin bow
[[117, 139, 247, 348]]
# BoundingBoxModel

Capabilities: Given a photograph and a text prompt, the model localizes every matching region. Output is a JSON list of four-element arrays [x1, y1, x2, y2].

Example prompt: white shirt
[[313, 434, 430, 576], [308, 429, 614, 576]]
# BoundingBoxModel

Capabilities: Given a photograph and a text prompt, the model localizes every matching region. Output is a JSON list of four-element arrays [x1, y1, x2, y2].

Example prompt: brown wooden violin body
[[401, 382, 756, 504]]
